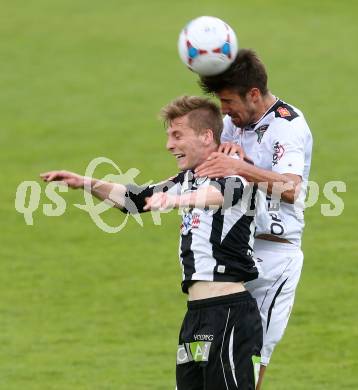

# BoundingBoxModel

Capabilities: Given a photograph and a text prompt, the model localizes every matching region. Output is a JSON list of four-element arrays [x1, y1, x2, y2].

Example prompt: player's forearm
[[175, 187, 224, 208], [83, 178, 127, 208], [234, 161, 298, 203]]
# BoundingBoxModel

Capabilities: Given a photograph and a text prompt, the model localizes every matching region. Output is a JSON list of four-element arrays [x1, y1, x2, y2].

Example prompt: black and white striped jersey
[[123, 170, 259, 293]]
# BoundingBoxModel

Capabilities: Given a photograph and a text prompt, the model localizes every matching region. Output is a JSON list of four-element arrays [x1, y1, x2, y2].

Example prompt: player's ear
[[248, 88, 261, 103], [202, 128, 214, 145]]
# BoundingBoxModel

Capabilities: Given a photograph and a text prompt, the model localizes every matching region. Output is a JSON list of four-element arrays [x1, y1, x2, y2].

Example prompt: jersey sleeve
[[123, 172, 184, 214], [262, 120, 306, 176]]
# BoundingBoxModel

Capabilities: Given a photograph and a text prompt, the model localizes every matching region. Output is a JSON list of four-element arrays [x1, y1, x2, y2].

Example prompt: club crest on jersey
[[180, 211, 200, 235], [255, 125, 269, 144], [272, 141, 285, 166], [277, 106, 291, 117]]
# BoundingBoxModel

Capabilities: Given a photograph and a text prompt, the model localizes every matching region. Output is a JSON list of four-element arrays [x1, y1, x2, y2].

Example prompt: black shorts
[[176, 291, 262, 390]]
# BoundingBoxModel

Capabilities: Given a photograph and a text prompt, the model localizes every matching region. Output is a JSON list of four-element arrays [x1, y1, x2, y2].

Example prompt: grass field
[[1, 1, 357, 389]]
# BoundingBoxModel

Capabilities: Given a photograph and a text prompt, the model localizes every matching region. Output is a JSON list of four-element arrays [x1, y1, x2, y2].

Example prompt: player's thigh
[[249, 248, 303, 364], [246, 246, 303, 315], [259, 267, 302, 365], [176, 361, 203, 390], [204, 298, 262, 390], [261, 250, 303, 318], [262, 252, 303, 333]]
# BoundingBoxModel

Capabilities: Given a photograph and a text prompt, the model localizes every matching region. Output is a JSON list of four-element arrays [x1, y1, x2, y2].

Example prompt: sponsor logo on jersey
[[192, 213, 200, 228], [255, 124, 269, 144], [269, 212, 285, 235], [277, 106, 291, 117], [266, 194, 280, 211], [272, 141, 285, 166], [180, 211, 201, 234]]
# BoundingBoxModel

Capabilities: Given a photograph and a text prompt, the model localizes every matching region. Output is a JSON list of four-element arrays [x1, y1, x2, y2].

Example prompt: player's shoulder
[[273, 100, 301, 122], [150, 170, 187, 189], [266, 100, 312, 138]]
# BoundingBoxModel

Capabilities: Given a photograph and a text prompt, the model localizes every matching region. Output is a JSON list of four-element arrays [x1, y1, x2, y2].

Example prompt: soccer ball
[[178, 16, 238, 76]]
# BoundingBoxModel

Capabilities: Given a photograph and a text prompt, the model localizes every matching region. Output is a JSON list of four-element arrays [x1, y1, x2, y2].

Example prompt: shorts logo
[[277, 107, 291, 117], [272, 141, 285, 166], [193, 334, 214, 341], [254, 125, 269, 144], [177, 342, 212, 365]]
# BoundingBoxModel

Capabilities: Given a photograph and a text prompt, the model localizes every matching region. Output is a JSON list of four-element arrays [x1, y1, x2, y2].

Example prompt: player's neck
[[262, 92, 277, 115], [252, 92, 277, 123], [194, 144, 218, 169]]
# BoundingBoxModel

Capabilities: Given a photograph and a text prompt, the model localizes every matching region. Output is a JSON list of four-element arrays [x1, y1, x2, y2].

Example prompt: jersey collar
[[244, 97, 280, 131]]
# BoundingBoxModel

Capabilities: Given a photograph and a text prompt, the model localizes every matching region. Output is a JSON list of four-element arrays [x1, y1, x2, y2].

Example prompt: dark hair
[[199, 49, 268, 97], [160, 95, 223, 145]]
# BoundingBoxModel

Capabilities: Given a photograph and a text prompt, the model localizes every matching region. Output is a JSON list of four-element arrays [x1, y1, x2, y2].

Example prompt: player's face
[[166, 115, 210, 170], [217, 89, 257, 128]]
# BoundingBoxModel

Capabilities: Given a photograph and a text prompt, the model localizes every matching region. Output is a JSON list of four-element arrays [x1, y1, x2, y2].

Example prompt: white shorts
[[245, 239, 303, 366]]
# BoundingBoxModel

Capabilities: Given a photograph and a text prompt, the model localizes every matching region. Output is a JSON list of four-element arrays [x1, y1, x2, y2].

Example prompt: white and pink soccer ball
[[178, 16, 239, 76]]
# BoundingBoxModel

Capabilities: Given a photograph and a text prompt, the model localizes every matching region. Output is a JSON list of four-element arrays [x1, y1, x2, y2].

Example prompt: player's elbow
[[281, 190, 295, 204]]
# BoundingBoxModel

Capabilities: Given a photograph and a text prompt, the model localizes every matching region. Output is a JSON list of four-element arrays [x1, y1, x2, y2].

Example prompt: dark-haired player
[[196, 49, 313, 389]]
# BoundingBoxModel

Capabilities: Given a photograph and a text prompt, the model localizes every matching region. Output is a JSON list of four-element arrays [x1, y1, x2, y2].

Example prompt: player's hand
[[40, 170, 85, 189], [195, 152, 244, 178], [143, 192, 178, 211], [218, 142, 246, 159]]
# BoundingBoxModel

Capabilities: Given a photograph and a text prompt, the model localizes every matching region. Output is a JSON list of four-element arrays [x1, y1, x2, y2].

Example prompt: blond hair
[[160, 96, 223, 145]]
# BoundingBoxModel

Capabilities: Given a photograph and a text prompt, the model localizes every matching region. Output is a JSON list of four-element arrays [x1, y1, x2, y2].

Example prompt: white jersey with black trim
[[123, 170, 259, 293], [221, 99, 313, 247]]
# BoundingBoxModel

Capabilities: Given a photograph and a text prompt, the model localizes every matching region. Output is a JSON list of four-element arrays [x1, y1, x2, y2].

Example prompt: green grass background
[[1, 0, 357, 389]]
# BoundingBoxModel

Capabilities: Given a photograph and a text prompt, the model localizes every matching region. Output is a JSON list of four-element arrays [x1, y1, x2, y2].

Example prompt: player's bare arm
[[40, 170, 85, 188], [143, 185, 224, 211], [194, 153, 301, 204], [40, 170, 127, 208]]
